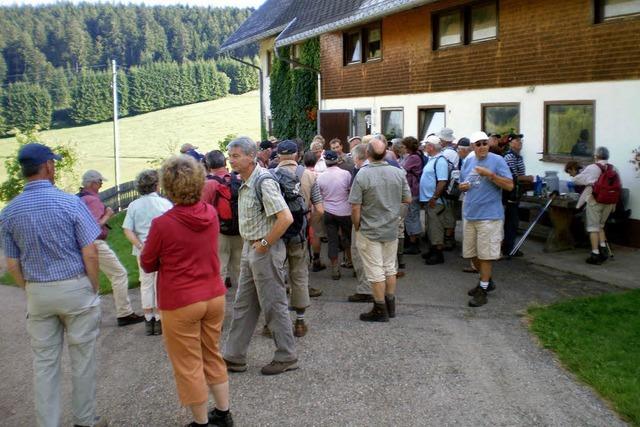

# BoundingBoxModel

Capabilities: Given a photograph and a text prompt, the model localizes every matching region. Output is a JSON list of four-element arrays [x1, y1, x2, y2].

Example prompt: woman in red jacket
[[141, 155, 232, 427]]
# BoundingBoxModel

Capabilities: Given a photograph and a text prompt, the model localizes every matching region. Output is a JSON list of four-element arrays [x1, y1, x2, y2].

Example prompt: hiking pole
[[510, 195, 555, 257], [606, 240, 614, 259]]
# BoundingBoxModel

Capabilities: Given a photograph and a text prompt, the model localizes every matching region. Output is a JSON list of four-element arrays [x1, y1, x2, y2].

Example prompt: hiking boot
[[293, 319, 307, 337], [340, 261, 353, 268], [360, 302, 389, 322], [404, 243, 421, 255], [145, 319, 154, 336], [467, 279, 496, 296], [331, 266, 341, 280], [261, 324, 272, 337], [444, 236, 456, 251], [74, 416, 108, 427], [385, 295, 396, 319], [312, 261, 326, 272], [425, 249, 444, 265], [208, 409, 234, 427], [348, 293, 374, 303], [117, 313, 145, 327], [261, 359, 299, 375], [153, 319, 162, 335], [309, 287, 323, 298], [468, 287, 488, 307], [586, 252, 603, 265], [599, 245, 610, 262], [223, 358, 247, 373]]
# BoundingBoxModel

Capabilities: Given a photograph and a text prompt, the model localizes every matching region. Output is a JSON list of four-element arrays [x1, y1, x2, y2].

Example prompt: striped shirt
[[504, 150, 526, 177], [238, 165, 288, 241], [0, 180, 100, 282]]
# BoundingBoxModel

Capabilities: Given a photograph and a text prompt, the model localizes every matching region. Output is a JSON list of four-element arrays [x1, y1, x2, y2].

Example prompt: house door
[[319, 110, 351, 148]]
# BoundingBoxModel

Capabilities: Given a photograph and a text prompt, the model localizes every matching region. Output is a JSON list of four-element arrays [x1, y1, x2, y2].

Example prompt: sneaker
[[293, 319, 307, 337], [309, 287, 323, 298], [312, 262, 326, 272], [261, 359, 298, 375], [599, 245, 610, 261], [74, 416, 108, 427], [467, 279, 496, 296], [424, 250, 444, 265], [223, 358, 248, 373], [116, 313, 145, 327], [261, 324, 272, 337], [348, 293, 374, 303], [360, 302, 389, 322], [586, 252, 603, 265], [385, 295, 396, 319], [340, 261, 353, 269], [145, 319, 154, 336], [468, 287, 488, 307], [153, 319, 162, 335], [208, 409, 234, 427]]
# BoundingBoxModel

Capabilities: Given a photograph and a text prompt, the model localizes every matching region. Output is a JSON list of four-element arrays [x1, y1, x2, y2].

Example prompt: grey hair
[[426, 140, 443, 151], [352, 143, 367, 161], [135, 169, 160, 195], [227, 136, 257, 158], [595, 146, 609, 160]]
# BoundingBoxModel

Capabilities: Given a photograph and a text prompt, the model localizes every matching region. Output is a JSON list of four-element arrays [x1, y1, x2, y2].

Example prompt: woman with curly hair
[[123, 169, 172, 335], [140, 155, 233, 427]]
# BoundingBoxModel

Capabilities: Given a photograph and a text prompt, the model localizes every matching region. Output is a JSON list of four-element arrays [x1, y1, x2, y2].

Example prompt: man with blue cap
[[0, 143, 107, 426]]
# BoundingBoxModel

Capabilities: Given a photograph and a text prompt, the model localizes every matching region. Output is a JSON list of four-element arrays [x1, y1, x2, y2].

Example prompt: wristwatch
[[260, 238, 270, 247]]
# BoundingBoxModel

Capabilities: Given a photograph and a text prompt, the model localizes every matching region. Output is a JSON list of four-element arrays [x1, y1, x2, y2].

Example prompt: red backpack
[[206, 173, 241, 235], [592, 164, 621, 205]]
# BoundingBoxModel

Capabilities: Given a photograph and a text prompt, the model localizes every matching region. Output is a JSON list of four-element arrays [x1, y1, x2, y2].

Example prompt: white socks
[[480, 281, 490, 290]]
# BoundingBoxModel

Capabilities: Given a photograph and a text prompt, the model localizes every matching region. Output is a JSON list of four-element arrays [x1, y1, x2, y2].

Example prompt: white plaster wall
[[258, 38, 275, 123], [321, 80, 640, 220]]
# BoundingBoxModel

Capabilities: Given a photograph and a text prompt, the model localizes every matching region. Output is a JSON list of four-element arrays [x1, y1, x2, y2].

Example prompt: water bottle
[[533, 176, 542, 196], [567, 181, 576, 193]]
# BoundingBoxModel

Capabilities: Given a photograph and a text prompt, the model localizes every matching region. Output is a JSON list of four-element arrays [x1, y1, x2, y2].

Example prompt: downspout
[[227, 55, 265, 138], [274, 18, 322, 135]]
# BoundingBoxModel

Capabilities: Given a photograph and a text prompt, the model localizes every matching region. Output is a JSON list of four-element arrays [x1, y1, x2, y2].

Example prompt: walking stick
[[509, 195, 555, 257]]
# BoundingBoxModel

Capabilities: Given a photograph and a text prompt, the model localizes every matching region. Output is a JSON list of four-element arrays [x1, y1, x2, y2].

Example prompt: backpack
[[255, 165, 308, 243], [592, 164, 621, 205], [433, 156, 459, 200], [207, 173, 241, 235]]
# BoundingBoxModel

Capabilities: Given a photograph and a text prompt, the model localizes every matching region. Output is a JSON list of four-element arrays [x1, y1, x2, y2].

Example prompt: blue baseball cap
[[277, 140, 298, 155], [18, 143, 61, 166]]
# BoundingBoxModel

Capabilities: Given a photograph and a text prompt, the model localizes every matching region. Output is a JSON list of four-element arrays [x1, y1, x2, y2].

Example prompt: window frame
[[481, 102, 521, 135], [380, 107, 405, 139], [432, 0, 499, 50], [354, 109, 373, 137], [543, 100, 596, 163], [417, 105, 447, 140], [343, 22, 383, 66], [594, 0, 640, 23]]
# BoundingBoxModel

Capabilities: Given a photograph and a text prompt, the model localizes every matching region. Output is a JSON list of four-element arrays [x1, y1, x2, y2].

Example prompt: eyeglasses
[[474, 141, 489, 147]]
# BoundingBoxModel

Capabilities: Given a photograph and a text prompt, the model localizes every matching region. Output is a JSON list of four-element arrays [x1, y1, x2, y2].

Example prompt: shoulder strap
[[295, 164, 305, 181], [254, 171, 277, 207]]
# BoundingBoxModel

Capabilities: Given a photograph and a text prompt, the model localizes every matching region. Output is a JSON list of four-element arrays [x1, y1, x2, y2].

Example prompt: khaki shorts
[[585, 200, 615, 233], [355, 231, 398, 283], [462, 219, 503, 260], [426, 204, 446, 246], [442, 203, 456, 229]]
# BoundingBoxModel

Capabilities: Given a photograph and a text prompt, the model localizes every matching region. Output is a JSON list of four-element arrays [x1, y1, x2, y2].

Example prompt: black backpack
[[433, 156, 459, 200], [207, 173, 241, 236], [255, 165, 308, 243]]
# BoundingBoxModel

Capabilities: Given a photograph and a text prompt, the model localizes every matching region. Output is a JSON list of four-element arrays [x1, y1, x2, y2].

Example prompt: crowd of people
[[0, 127, 620, 426]]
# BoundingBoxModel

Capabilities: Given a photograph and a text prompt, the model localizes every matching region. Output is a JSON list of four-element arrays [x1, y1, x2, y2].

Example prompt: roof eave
[[220, 26, 286, 54], [274, 0, 437, 48]]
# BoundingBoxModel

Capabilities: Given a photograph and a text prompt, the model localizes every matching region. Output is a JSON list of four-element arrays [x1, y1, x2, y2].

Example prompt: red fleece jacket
[[140, 201, 225, 310]]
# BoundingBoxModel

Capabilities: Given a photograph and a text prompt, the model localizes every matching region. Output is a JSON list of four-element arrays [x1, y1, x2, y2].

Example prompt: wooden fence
[[99, 181, 138, 213]]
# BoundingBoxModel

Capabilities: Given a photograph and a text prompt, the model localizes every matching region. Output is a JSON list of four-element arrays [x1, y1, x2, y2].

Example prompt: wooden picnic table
[[520, 194, 579, 252]]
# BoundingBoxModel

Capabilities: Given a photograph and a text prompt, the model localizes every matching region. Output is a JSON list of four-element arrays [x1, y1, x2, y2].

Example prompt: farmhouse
[[221, 0, 640, 246]]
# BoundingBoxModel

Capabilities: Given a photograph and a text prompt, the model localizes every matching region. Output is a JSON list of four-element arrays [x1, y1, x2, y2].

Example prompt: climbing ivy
[[270, 38, 319, 146]]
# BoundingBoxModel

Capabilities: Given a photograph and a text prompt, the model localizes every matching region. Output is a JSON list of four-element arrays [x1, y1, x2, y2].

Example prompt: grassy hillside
[[0, 91, 260, 185]]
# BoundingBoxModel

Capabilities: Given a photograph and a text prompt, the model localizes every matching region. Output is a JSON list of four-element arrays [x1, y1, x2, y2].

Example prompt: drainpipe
[[274, 18, 322, 135], [227, 55, 265, 138]]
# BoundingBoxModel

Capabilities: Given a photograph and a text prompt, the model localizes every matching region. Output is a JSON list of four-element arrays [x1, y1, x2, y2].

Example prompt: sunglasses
[[474, 141, 489, 147]]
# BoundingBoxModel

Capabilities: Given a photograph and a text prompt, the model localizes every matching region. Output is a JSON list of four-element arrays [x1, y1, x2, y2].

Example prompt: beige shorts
[[355, 231, 398, 283], [585, 200, 615, 233], [426, 204, 446, 246], [462, 219, 503, 260]]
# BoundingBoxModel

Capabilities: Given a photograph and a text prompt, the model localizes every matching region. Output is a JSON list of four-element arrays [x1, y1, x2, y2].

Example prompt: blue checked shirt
[[0, 180, 100, 282]]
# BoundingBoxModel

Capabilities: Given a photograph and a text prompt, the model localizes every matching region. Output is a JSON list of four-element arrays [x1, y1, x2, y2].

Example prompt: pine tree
[[2, 82, 53, 131]]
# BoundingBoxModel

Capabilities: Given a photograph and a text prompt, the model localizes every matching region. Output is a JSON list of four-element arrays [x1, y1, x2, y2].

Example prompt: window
[[482, 103, 520, 135], [354, 110, 372, 137], [544, 101, 595, 159], [418, 107, 446, 141], [595, 0, 640, 22], [381, 108, 404, 139], [433, 1, 497, 49], [343, 23, 382, 65]]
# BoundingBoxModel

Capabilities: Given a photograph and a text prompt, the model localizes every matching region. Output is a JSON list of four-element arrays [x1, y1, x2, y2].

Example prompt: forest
[[0, 3, 258, 134]]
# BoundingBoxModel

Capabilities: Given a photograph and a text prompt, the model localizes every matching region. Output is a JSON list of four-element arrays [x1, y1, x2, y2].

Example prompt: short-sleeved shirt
[[317, 165, 352, 216], [460, 153, 512, 221], [419, 154, 449, 204], [349, 162, 411, 242], [122, 192, 173, 255], [442, 147, 460, 169], [238, 165, 288, 240], [0, 180, 100, 282], [277, 160, 323, 209], [504, 150, 525, 177]]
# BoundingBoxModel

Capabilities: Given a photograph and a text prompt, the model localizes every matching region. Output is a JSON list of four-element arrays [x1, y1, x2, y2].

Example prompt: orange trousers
[[161, 295, 227, 406]]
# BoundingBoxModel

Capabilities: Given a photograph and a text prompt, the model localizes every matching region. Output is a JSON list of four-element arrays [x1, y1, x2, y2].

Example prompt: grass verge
[[528, 290, 640, 425]]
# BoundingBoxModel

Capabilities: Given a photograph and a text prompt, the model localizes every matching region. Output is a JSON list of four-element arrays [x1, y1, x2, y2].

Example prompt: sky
[[0, 0, 265, 7]]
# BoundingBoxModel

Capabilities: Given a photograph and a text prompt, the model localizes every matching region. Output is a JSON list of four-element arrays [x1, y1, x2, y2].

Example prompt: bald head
[[367, 137, 387, 161]]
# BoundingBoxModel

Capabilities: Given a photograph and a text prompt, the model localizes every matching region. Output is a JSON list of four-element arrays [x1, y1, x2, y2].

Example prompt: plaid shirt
[[238, 165, 288, 241], [0, 180, 100, 282]]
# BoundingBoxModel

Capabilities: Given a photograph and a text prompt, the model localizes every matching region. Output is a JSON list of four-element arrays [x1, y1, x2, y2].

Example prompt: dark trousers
[[503, 201, 520, 254], [323, 212, 352, 260]]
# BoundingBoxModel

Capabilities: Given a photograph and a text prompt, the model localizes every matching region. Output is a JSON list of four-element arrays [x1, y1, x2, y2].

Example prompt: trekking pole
[[606, 240, 614, 259], [509, 195, 555, 257]]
